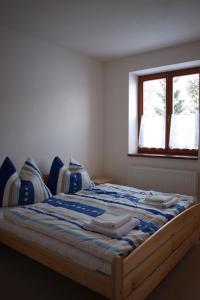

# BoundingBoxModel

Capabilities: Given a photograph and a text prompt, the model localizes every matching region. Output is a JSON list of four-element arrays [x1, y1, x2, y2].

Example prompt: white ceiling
[[1, 0, 200, 61]]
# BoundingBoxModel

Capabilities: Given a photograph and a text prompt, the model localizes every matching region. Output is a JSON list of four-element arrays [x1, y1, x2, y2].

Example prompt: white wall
[[1, 26, 200, 183], [103, 41, 200, 184], [0, 27, 103, 175]]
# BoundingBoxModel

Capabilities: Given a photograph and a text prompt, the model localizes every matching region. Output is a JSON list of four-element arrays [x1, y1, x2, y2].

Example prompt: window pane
[[140, 78, 166, 148], [169, 113, 199, 150], [139, 115, 166, 148], [170, 73, 199, 150], [143, 78, 166, 116], [173, 74, 199, 114]]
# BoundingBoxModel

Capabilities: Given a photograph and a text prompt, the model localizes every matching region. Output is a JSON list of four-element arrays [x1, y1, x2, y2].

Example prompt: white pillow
[[0, 157, 51, 207], [47, 157, 94, 195], [19, 158, 51, 205]]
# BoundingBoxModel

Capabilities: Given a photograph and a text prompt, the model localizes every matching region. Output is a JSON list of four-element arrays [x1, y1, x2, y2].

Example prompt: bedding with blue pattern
[[3, 183, 194, 262]]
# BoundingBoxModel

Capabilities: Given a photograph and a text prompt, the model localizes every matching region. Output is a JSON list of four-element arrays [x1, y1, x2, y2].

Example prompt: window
[[138, 67, 200, 157]]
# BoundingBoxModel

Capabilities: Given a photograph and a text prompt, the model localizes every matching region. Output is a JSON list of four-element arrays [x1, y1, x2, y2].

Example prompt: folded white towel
[[145, 197, 178, 209], [91, 213, 132, 229], [144, 194, 174, 203], [83, 218, 140, 238]]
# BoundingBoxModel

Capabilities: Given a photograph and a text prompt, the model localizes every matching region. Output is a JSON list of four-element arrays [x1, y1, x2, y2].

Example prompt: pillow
[[47, 156, 66, 195], [67, 158, 94, 194], [69, 158, 84, 170], [0, 157, 51, 207], [0, 157, 19, 207], [47, 157, 94, 195], [19, 158, 52, 205]]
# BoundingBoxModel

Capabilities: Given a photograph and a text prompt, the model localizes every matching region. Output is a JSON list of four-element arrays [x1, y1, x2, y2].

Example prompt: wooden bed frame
[[0, 203, 200, 300]]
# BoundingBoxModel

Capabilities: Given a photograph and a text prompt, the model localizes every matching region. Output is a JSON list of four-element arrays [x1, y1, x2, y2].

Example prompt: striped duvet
[[3, 184, 194, 264]]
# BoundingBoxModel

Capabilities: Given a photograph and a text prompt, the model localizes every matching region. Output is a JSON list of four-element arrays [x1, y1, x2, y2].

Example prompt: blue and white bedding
[[3, 184, 194, 264], [0, 208, 111, 275]]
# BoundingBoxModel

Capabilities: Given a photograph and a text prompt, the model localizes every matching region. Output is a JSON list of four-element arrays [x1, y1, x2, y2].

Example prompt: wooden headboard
[[43, 174, 49, 184]]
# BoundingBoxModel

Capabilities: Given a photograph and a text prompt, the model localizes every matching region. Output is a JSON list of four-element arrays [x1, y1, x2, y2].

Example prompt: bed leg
[[112, 256, 123, 300]]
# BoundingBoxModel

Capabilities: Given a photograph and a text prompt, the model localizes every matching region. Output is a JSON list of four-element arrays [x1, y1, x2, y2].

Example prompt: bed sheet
[[0, 214, 111, 275], [3, 184, 194, 264]]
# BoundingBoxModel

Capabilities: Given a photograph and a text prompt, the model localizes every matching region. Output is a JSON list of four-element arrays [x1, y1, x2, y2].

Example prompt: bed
[[0, 183, 200, 300]]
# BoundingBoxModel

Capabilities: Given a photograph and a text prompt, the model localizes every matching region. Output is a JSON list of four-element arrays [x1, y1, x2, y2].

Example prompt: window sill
[[128, 153, 198, 160]]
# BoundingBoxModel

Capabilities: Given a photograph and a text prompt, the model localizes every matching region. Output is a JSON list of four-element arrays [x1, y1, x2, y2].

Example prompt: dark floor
[[0, 242, 200, 300]]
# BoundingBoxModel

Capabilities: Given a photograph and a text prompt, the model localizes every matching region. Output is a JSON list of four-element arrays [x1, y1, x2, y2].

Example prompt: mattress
[[0, 209, 111, 275], [0, 184, 194, 276]]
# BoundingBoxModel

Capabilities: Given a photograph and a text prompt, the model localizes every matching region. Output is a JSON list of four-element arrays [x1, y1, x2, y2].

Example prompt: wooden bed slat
[[112, 256, 124, 300], [0, 229, 112, 299], [123, 204, 200, 276], [124, 239, 172, 298], [125, 228, 199, 300], [123, 209, 199, 298]]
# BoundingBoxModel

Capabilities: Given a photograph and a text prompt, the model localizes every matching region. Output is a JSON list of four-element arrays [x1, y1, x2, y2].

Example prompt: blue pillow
[[0, 157, 51, 207], [47, 157, 94, 195], [47, 156, 65, 195], [0, 157, 19, 207]]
